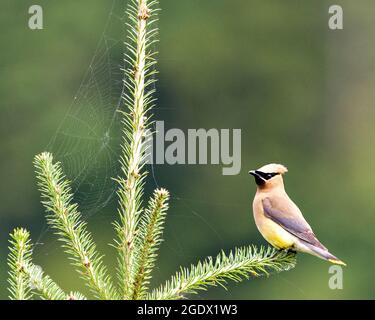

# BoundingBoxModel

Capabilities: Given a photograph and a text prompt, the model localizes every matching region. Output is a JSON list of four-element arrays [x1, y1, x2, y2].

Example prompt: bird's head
[[249, 163, 288, 189]]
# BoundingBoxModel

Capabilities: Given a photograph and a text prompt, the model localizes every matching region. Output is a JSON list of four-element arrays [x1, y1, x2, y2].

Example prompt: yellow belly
[[255, 216, 295, 249]]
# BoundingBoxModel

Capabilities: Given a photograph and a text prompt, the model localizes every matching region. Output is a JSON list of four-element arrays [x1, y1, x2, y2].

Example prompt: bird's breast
[[252, 195, 295, 249]]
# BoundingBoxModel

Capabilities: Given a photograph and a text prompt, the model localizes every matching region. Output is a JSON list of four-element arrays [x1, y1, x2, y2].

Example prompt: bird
[[249, 163, 346, 266]]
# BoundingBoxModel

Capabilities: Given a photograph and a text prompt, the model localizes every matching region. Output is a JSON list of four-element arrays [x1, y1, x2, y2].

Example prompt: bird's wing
[[262, 197, 326, 250]]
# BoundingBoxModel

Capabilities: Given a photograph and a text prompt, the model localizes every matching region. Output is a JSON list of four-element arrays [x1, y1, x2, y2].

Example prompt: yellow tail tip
[[328, 259, 347, 266]]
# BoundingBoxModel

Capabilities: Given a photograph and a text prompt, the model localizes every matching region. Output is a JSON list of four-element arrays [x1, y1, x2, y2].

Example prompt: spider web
[[45, 0, 125, 217], [32, 1, 129, 251]]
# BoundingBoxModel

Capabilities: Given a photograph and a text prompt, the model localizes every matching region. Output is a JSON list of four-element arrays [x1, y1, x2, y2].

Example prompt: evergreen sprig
[[6, 0, 297, 300], [132, 188, 169, 299], [27, 264, 66, 300], [148, 247, 296, 300], [27, 264, 87, 300], [8, 228, 33, 300], [8, 228, 86, 300], [33, 152, 118, 300], [114, 0, 159, 299]]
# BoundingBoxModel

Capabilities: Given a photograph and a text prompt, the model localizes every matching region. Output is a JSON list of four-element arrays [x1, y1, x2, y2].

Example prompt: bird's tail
[[303, 243, 346, 266]]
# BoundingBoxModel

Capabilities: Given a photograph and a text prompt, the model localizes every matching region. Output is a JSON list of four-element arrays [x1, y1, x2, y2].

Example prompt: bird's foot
[[286, 248, 297, 255], [278, 248, 297, 255]]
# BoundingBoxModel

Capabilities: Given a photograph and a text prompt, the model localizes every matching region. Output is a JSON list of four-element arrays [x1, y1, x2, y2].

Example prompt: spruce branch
[[8, 228, 33, 300], [114, 0, 160, 299], [8, 228, 79, 300], [33, 152, 118, 300], [148, 246, 296, 300], [27, 264, 66, 300], [132, 188, 170, 300], [27, 265, 88, 300]]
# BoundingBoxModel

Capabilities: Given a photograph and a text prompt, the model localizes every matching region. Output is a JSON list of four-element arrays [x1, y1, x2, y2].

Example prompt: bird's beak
[[249, 170, 264, 181], [249, 170, 257, 177], [249, 169, 266, 185]]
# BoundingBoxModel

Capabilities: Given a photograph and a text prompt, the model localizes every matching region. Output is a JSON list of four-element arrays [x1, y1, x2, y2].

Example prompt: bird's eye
[[265, 172, 279, 180], [254, 171, 279, 180]]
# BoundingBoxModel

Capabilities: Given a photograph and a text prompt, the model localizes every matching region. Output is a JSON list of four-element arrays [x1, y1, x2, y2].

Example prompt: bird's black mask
[[249, 170, 279, 186]]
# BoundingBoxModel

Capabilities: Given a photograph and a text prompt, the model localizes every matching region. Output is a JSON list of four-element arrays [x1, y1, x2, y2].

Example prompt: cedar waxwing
[[249, 163, 346, 266]]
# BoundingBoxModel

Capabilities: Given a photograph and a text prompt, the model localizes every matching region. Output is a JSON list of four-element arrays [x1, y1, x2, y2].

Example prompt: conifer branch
[[34, 152, 118, 300], [27, 264, 67, 300], [7, 228, 82, 300], [148, 247, 296, 300], [132, 188, 169, 300], [8, 228, 33, 300], [27, 265, 87, 300], [114, 0, 159, 299]]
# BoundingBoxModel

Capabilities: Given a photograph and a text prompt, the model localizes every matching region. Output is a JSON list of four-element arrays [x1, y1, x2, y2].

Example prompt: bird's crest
[[257, 163, 288, 175]]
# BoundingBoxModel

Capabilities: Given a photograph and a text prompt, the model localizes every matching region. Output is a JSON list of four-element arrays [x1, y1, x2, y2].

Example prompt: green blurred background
[[1, 0, 374, 299]]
